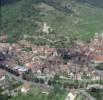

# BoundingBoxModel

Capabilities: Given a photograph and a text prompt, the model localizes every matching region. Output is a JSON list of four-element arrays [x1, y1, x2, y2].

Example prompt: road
[[6, 70, 101, 99], [5, 70, 52, 90], [89, 63, 103, 80], [2, 67, 102, 100]]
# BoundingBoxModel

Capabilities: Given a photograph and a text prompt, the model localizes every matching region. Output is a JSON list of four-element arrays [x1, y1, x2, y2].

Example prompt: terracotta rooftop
[[92, 54, 103, 62]]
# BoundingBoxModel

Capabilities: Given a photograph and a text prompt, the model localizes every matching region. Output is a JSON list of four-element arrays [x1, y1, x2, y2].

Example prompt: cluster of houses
[[89, 33, 103, 64], [0, 33, 103, 81], [0, 33, 103, 100]]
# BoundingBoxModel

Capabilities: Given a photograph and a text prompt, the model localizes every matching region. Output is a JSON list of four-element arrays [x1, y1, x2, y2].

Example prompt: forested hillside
[[0, 0, 103, 44]]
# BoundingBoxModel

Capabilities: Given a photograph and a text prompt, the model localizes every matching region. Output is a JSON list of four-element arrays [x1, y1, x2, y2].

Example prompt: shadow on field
[[0, 0, 21, 6]]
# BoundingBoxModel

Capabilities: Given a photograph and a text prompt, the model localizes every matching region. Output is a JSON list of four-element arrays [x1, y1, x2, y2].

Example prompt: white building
[[42, 22, 50, 34], [65, 92, 76, 100], [21, 83, 31, 94]]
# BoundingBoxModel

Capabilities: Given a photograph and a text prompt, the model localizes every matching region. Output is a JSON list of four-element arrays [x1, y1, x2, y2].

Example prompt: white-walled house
[[65, 92, 77, 100]]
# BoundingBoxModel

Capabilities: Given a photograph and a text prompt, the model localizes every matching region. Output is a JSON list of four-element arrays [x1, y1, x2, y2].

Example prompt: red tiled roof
[[92, 55, 103, 62]]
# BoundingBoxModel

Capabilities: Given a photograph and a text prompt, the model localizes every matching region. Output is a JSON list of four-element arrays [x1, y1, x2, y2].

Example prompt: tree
[[39, 78, 44, 84], [0, 94, 8, 100], [54, 74, 60, 80]]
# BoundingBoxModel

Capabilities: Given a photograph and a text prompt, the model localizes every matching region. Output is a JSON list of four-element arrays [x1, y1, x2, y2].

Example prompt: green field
[[10, 86, 67, 100], [1, 0, 103, 43]]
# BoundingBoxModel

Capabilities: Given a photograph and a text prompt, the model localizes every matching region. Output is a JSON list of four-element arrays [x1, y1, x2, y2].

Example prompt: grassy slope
[[10, 86, 67, 100], [88, 89, 103, 100], [1, 0, 103, 42], [43, 1, 103, 41]]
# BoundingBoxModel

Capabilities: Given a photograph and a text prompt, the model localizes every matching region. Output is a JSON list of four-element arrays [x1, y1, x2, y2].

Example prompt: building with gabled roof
[[21, 82, 31, 94]]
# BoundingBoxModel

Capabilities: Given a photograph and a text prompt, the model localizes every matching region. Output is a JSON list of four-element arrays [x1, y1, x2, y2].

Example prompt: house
[[0, 35, 8, 42], [21, 82, 31, 94], [18, 40, 32, 48], [42, 22, 50, 34], [0, 43, 10, 52], [90, 54, 103, 64], [0, 69, 7, 89], [25, 63, 33, 69], [0, 52, 5, 61], [89, 33, 103, 64], [87, 84, 103, 90], [65, 91, 77, 100], [76, 73, 82, 80], [14, 65, 29, 75], [91, 71, 101, 80]]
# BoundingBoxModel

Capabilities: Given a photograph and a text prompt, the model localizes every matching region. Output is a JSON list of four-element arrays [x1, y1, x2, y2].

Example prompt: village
[[0, 32, 103, 100]]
